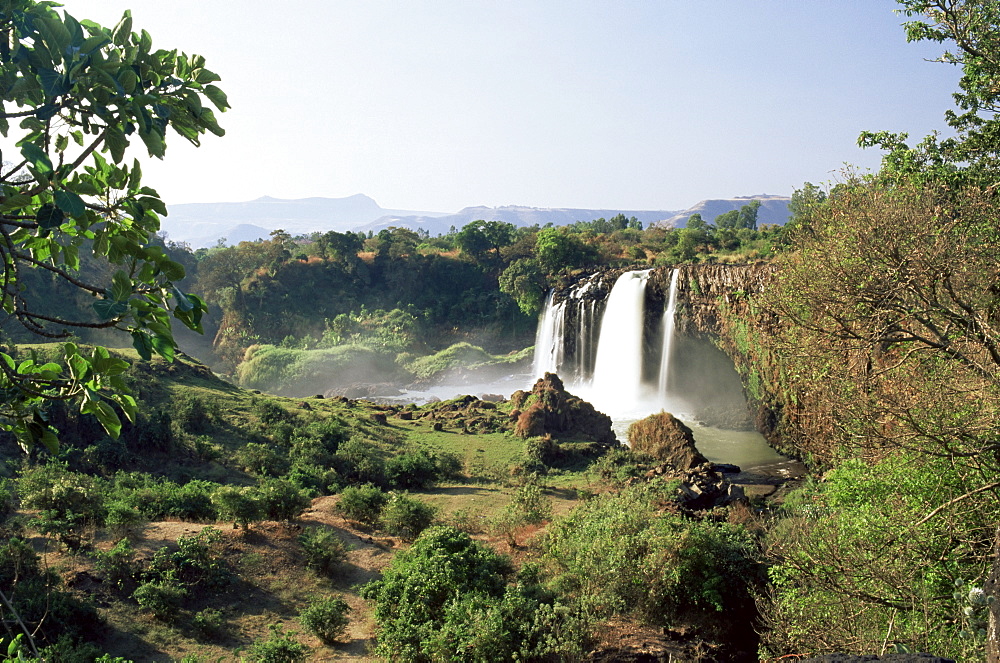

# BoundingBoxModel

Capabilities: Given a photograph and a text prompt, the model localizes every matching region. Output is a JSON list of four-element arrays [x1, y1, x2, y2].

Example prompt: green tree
[[0, 0, 227, 450], [498, 257, 547, 316], [534, 227, 596, 274], [685, 213, 708, 230], [860, 1, 1000, 182], [455, 220, 515, 272]]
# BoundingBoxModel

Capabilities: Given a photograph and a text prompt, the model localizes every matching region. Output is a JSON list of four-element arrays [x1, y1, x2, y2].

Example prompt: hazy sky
[[64, 1, 961, 213]]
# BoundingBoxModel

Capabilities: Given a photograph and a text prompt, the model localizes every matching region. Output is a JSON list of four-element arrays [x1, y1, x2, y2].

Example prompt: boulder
[[627, 412, 708, 471], [510, 373, 617, 446]]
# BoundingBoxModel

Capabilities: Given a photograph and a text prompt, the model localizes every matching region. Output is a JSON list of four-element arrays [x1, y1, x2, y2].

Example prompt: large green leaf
[[53, 190, 85, 218], [93, 298, 128, 320], [111, 270, 132, 302], [35, 203, 64, 229], [20, 142, 52, 173]]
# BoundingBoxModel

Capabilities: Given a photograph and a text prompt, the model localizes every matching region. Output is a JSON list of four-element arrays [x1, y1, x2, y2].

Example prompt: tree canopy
[[0, 0, 227, 450]]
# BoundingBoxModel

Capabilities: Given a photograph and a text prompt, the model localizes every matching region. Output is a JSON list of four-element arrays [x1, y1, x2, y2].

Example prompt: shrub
[[236, 442, 289, 477], [213, 485, 264, 529], [286, 461, 342, 496], [192, 608, 226, 641], [298, 596, 351, 645], [361, 526, 589, 660], [146, 528, 230, 591], [246, 624, 308, 663], [174, 396, 211, 434], [18, 462, 105, 546], [0, 538, 101, 648], [298, 527, 349, 576], [333, 438, 387, 486], [133, 579, 187, 621], [491, 483, 551, 547], [379, 493, 436, 541], [385, 450, 439, 490], [255, 478, 310, 522], [104, 498, 146, 536], [92, 539, 137, 590], [336, 484, 387, 525], [541, 483, 761, 628]]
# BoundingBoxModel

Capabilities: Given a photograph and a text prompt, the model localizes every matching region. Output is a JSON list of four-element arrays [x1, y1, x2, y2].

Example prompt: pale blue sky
[[66, 1, 961, 212]]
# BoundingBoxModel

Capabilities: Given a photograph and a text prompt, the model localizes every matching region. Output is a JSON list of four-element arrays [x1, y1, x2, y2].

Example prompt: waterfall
[[657, 268, 680, 397], [531, 290, 565, 378], [590, 270, 651, 409], [530, 267, 664, 416]]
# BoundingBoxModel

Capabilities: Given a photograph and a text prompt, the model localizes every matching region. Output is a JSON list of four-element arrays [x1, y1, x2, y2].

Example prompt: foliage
[[540, 483, 762, 627], [18, 461, 104, 546], [335, 484, 387, 525], [298, 526, 349, 576], [246, 624, 308, 663], [146, 527, 230, 590], [0, 537, 101, 649], [360, 526, 512, 660], [379, 492, 437, 541], [760, 452, 995, 659], [0, 0, 226, 451], [362, 525, 592, 661], [255, 477, 309, 522], [132, 578, 187, 621], [298, 596, 351, 645], [212, 484, 264, 529], [491, 482, 552, 547], [499, 257, 547, 316], [860, 1, 1000, 183], [91, 538, 137, 590], [759, 179, 1000, 466]]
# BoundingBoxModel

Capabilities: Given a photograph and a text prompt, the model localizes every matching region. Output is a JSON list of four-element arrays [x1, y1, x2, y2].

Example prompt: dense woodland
[[1, 0, 1000, 662]]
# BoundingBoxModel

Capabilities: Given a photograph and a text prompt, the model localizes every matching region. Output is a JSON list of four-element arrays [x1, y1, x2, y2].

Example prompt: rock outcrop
[[626, 412, 707, 470], [510, 373, 617, 445]]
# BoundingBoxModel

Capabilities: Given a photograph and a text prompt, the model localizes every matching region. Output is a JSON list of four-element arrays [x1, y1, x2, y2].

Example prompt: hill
[[657, 195, 791, 228]]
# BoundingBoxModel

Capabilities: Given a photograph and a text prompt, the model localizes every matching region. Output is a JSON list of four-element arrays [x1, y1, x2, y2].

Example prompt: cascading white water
[[657, 268, 680, 397], [531, 291, 565, 377], [589, 270, 651, 411]]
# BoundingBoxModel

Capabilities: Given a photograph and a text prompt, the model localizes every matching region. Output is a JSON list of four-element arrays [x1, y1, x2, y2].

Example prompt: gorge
[[529, 264, 786, 468]]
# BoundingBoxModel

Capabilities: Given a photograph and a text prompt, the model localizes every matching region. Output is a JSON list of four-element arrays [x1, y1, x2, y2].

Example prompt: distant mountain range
[[160, 194, 791, 248]]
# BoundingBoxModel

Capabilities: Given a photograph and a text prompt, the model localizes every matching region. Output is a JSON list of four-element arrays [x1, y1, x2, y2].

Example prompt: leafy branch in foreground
[[0, 0, 228, 450]]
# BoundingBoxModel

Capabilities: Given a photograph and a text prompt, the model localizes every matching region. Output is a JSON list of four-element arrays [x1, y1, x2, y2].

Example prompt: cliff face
[[646, 263, 776, 339]]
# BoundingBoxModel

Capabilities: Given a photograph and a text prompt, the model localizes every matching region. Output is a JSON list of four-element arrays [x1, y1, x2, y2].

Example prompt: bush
[[336, 484, 387, 525], [298, 596, 351, 645], [255, 478, 310, 522], [213, 485, 264, 529], [333, 438, 387, 486], [133, 579, 187, 621], [236, 442, 289, 477], [298, 527, 349, 576], [0, 537, 101, 647], [379, 493, 436, 541], [541, 483, 761, 628], [192, 608, 226, 641], [491, 483, 551, 547], [246, 624, 308, 663], [146, 528, 230, 591], [18, 462, 105, 546], [92, 538, 137, 590], [385, 450, 439, 490], [361, 526, 590, 660], [174, 396, 211, 434]]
